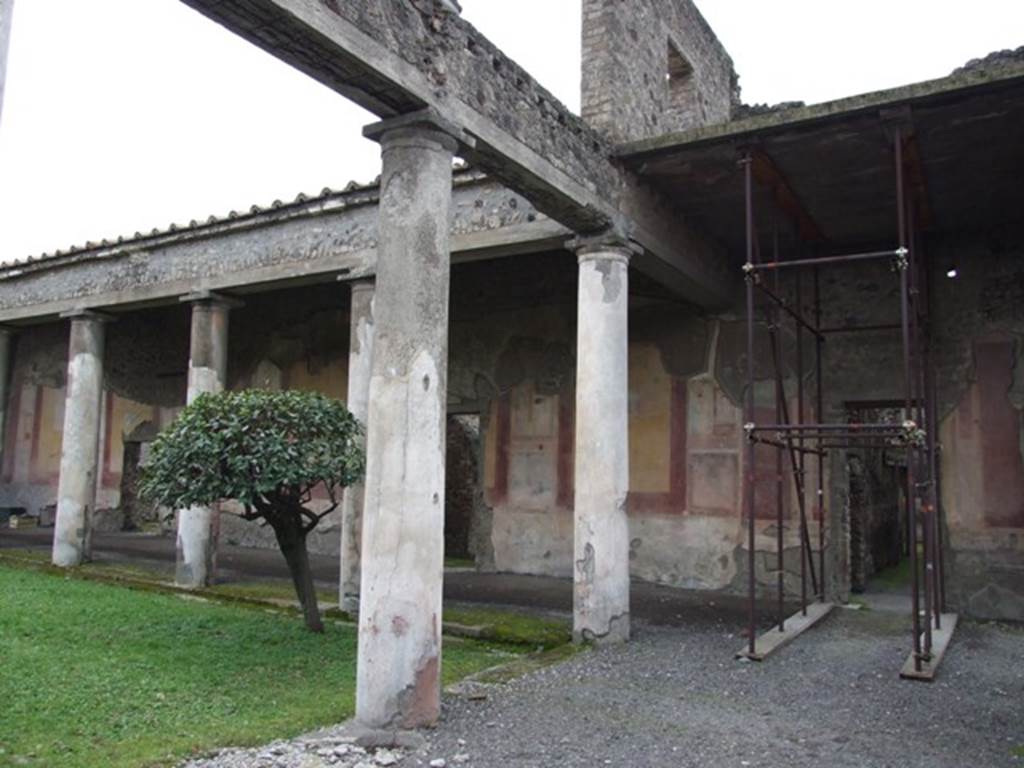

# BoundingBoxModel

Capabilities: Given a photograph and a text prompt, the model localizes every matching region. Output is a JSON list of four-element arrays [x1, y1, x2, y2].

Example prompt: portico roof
[[617, 55, 1024, 258]]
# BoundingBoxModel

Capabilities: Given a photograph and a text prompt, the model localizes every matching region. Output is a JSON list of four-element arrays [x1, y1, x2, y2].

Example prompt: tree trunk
[[270, 510, 324, 633]]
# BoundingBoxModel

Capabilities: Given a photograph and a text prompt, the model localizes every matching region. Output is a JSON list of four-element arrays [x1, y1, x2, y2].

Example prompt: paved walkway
[[0, 528, 787, 627]]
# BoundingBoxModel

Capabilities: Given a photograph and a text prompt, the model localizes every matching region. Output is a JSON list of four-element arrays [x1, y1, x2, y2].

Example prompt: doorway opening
[[445, 413, 482, 567], [846, 402, 909, 594]]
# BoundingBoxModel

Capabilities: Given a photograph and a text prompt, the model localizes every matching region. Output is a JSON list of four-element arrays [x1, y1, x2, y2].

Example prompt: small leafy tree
[[141, 389, 364, 632]]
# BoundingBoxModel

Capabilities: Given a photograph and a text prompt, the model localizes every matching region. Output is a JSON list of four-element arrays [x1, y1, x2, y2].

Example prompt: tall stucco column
[[52, 311, 109, 567], [339, 278, 375, 614], [355, 109, 468, 730], [572, 236, 635, 645], [175, 292, 234, 588], [0, 327, 13, 471]]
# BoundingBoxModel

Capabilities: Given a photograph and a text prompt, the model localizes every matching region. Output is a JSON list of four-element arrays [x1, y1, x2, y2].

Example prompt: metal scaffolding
[[738, 129, 950, 676]]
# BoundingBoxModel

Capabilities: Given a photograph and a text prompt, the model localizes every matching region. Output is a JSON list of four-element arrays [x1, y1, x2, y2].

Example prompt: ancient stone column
[[572, 236, 634, 645], [356, 109, 467, 730], [175, 292, 233, 588], [339, 279, 375, 615], [0, 327, 13, 471], [52, 311, 108, 567]]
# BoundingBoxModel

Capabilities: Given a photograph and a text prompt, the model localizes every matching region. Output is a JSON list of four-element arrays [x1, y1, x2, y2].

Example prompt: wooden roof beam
[[747, 147, 826, 243]]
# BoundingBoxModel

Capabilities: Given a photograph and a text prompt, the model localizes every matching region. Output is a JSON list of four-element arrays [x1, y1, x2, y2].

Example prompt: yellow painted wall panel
[[628, 343, 671, 494], [33, 387, 65, 482], [285, 358, 348, 401]]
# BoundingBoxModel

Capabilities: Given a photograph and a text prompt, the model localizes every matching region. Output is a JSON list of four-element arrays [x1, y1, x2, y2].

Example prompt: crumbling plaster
[[0, 174, 552, 322], [4, 234, 1021, 618], [930, 233, 1024, 620], [0, 0, 1018, 622], [445, 253, 824, 600], [177, 0, 737, 308]]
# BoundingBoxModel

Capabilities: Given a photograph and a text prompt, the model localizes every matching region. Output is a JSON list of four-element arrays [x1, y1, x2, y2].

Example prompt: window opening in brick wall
[[667, 39, 695, 112]]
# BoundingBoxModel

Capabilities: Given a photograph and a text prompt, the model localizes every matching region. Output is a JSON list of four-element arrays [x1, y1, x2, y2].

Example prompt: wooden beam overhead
[[748, 148, 826, 243]]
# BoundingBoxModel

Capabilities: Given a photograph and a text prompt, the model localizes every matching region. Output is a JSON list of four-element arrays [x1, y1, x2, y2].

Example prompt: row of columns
[[37, 109, 634, 732], [351, 111, 634, 727], [46, 298, 237, 580], [43, 284, 379, 592]]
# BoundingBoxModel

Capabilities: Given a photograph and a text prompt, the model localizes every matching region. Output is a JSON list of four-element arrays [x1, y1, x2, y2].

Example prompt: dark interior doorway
[[445, 413, 481, 564], [846, 404, 906, 593]]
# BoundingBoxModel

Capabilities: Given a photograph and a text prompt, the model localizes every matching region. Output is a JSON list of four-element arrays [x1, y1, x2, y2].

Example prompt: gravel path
[[185, 608, 1023, 768], [418, 610, 1023, 768]]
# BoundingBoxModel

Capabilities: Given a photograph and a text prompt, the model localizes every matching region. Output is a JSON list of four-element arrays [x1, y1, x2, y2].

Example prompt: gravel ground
[[181, 739, 409, 768], [417, 610, 1023, 768], [185, 608, 1023, 768]]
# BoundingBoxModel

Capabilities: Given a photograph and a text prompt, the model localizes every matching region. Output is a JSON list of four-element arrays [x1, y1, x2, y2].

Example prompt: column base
[[175, 505, 218, 588], [340, 594, 360, 616], [52, 499, 90, 568], [334, 720, 427, 750], [573, 611, 630, 646]]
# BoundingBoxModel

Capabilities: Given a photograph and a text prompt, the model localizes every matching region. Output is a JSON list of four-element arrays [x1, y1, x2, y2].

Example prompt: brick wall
[[581, 0, 739, 143]]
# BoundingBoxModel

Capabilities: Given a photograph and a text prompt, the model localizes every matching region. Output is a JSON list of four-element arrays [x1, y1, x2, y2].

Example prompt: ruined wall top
[[307, 0, 621, 227], [581, 0, 739, 144]]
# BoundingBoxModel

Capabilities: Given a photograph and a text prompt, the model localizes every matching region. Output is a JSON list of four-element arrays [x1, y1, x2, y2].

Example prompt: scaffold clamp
[[894, 247, 909, 271]]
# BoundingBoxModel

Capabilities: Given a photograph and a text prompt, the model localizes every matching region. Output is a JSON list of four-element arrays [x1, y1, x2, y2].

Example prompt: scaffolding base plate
[[900, 613, 959, 682], [735, 601, 834, 661]]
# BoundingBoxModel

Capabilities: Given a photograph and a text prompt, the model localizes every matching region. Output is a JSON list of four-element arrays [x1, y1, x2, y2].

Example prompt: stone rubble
[[952, 45, 1024, 75], [179, 736, 399, 768], [178, 728, 465, 768]]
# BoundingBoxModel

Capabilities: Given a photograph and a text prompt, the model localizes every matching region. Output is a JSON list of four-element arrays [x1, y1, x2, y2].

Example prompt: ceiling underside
[[620, 75, 1024, 261]]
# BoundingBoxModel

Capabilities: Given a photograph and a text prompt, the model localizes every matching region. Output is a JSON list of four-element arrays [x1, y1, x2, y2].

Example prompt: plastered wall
[[1, 243, 1020, 620]]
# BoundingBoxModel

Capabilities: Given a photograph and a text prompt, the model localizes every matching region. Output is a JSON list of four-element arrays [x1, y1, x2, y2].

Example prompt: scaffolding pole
[[736, 127, 951, 675]]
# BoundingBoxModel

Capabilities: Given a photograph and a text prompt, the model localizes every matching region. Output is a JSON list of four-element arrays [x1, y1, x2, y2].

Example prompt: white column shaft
[[356, 122, 456, 730], [53, 315, 106, 567], [340, 280, 375, 614], [175, 300, 229, 587], [0, 329, 13, 474], [573, 248, 631, 644]]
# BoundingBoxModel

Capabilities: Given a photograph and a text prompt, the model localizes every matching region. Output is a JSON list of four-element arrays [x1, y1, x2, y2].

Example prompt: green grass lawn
[[0, 551, 571, 651], [0, 565, 522, 768]]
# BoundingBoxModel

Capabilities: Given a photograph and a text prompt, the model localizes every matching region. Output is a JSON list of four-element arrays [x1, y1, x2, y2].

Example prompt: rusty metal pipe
[[754, 280, 825, 341], [896, 132, 923, 673], [743, 155, 757, 656], [751, 436, 827, 456], [773, 232, 786, 631], [814, 267, 826, 601], [796, 272, 808, 613], [768, 323, 819, 599], [749, 423, 901, 433], [748, 249, 901, 271], [910, 208, 934, 656], [818, 323, 902, 334]]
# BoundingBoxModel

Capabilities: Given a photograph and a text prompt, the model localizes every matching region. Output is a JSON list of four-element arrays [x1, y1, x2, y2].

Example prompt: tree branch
[[234, 503, 262, 522], [300, 502, 339, 534]]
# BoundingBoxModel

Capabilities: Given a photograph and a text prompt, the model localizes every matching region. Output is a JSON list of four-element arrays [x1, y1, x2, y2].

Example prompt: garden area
[[0, 561, 558, 768]]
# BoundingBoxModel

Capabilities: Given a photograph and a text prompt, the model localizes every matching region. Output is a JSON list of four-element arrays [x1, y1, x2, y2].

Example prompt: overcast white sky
[[0, 0, 1021, 261]]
